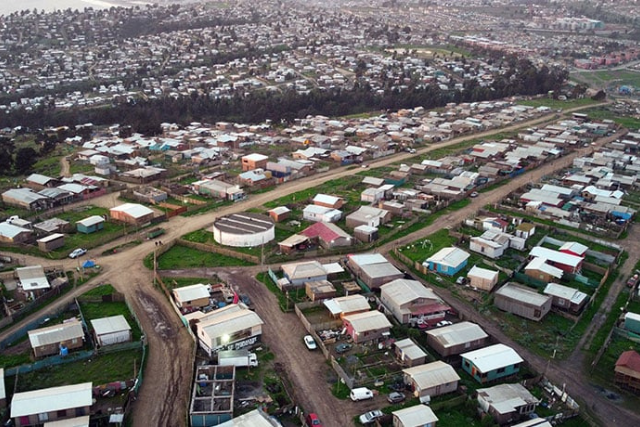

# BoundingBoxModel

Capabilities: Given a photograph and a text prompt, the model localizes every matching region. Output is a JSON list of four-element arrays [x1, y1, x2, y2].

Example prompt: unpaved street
[[1, 105, 628, 427]]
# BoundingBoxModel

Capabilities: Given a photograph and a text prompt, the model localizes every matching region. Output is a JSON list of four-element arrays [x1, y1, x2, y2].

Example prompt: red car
[[305, 413, 322, 427]]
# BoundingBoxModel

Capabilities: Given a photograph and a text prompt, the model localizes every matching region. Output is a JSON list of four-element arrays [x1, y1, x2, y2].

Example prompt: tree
[[14, 147, 37, 174], [0, 147, 13, 173]]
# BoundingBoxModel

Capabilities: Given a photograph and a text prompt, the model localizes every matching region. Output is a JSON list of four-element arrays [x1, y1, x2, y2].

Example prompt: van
[[350, 387, 374, 402]]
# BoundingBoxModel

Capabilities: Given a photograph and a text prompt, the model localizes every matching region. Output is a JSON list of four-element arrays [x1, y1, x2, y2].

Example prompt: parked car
[[350, 387, 374, 402], [335, 343, 352, 354], [68, 248, 87, 259], [470, 191, 479, 197], [359, 410, 383, 425], [305, 413, 322, 427], [627, 273, 639, 288], [303, 335, 317, 350], [387, 391, 405, 403], [436, 320, 453, 327]]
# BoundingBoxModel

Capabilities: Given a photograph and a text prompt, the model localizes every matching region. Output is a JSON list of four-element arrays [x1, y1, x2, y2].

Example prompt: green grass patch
[[83, 284, 115, 297], [0, 353, 32, 368], [263, 176, 362, 209], [516, 97, 599, 110], [154, 244, 255, 269], [255, 272, 305, 311], [32, 155, 63, 176], [14, 349, 143, 392], [162, 277, 212, 290], [580, 107, 640, 130], [79, 299, 142, 340], [397, 228, 457, 263]]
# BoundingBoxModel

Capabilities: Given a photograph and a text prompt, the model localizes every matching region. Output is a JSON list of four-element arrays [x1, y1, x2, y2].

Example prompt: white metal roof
[[110, 203, 154, 219], [393, 404, 438, 425], [76, 215, 105, 227], [395, 338, 427, 360], [16, 265, 50, 291], [381, 279, 439, 306], [322, 262, 344, 275], [348, 253, 388, 266], [90, 315, 131, 336], [217, 408, 280, 427], [242, 153, 269, 162], [543, 283, 587, 305], [343, 310, 391, 332], [11, 382, 93, 417], [624, 312, 640, 323], [467, 265, 498, 281], [360, 262, 403, 279], [173, 284, 210, 302], [324, 295, 370, 315], [558, 241, 588, 255], [477, 383, 538, 415], [44, 416, 90, 427], [281, 260, 327, 280], [495, 283, 551, 307], [198, 305, 264, 340], [37, 233, 65, 243], [425, 247, 470, 268], [28, 319, 84, 348], [461, 344, 523, 373], [524, 257, 563, 279], [403, 360, 460, 390], [0, 222, 31, 239], [268, 206, 290, 215], [530, 246, 583, 268], [0, 368, 4, 401], [427, 321, 488, 349], [313, 194, 341, 205]]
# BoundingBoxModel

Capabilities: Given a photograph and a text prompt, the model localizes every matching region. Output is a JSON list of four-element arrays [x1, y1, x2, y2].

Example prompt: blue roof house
[[423, 247, 470, 276]]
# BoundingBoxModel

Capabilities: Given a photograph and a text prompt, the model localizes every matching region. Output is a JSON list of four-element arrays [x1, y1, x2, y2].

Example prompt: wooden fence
[[177, 239, 260, 264]]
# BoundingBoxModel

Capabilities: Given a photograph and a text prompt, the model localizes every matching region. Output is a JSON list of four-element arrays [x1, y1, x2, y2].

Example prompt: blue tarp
[[82, 260, 96, 268]]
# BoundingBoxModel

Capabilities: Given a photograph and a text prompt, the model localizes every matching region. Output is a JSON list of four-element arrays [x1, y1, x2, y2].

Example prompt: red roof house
[[615, 350, 640, 393], [300, 222, 353, 249]]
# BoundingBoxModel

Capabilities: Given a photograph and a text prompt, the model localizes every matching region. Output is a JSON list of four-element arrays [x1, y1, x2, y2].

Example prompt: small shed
[[342, 311, 392, 344], [394, 338, 427, 367], [37, 233, 65, 252], [426, 321, 489, 359], [392, 404, 438, 427], [467, 266, 499, 292], [543, 283, 588, 314], [76, 215, 105, 234], [305, 280, 336, 301], [494, 283, 552, 322], [353, 225, 378, 243], [173, 284, 211, 309], [268, 206, 290, 223], [28, 319, 84, 358], [623, 312, 640, 335], [403, 361, 460, 398], [90, 315, 132, 346], [615, 350, 640, 393]]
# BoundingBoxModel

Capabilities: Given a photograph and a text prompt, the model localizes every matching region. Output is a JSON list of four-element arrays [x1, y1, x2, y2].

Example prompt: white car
[[359, 410, 384, 425], [68, 248, 87, 259], [303, 335, 317, 350], [436, 320, 453, 328]]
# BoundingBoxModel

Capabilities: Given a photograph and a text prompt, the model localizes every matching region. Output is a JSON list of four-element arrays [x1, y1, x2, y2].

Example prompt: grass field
[[572, 69, 640, 92], [516, 97, 599, 110], [13, 349, 143, 393], [580, 107, 640, 130], [155, 244, 256, 269], [79, 300, 143, 340]]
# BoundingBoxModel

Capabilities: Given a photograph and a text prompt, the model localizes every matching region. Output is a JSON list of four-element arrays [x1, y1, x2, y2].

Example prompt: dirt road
[[0, 105, 619, 426]]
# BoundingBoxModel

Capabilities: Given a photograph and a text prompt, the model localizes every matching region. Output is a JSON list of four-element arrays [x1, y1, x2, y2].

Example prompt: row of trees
[[0, 58, 568, 136]]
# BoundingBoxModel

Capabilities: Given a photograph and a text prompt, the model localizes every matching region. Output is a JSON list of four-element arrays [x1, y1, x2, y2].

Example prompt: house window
[[497, 367, 505, 374], [464, 342, 471, 348], [57, 410, 66, 417], [464, 360, 470, 368], [76, 408, 86, 416], [534, 309, 541, 318], [558, 299, 565, 306], [38, 413, 49, 422]]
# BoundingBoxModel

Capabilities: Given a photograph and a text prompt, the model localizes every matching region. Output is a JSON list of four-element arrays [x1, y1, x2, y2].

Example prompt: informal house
[[494, 283, 552, 322], [426, 321, 489, 359], [28, 319, 85, 358], [11, 382, 92, 427], [477, 383, 539, 425], [342, 310, 392, 344], [461, 344, 523, 384], [90, 315, 132, 346], [423, 247, 470, 276], [380, 279, 448, 326], [403, 361, 460, 399]]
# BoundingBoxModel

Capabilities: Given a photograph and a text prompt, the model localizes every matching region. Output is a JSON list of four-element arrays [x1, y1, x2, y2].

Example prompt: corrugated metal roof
[[173, 284, 210, 302], [461, 344, 523, 373], [90, 315, 131, 336], [343, 310, 391, 332], [199, 305, 264, 340], [281, 260, 327, 280], [524, 257, 563, 278], [543, 283, 587, 305], [427, 321, 488, 349], [43, 415, 91, 427], [393, 404, 438, 425], [77, 215, 105, 227], [395, 338, 427, 360], [403, 361, 460, 390], [477, 383, 538, 415], [110, 203, 154, 219], [313, 194, 341, 205], [0, 222, 31, 239], [361, 262, 403, 279], [495, 283, 551, 307], [324, 295, 370, 315], [467, 266, 498, 281], [17, 265, 50, 291], [348, 253, 388, 266], [425, 247, 470, 268], [381, 279, 439, 306], [28, 319, 84, 348], [11, 382, 92, 417]]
